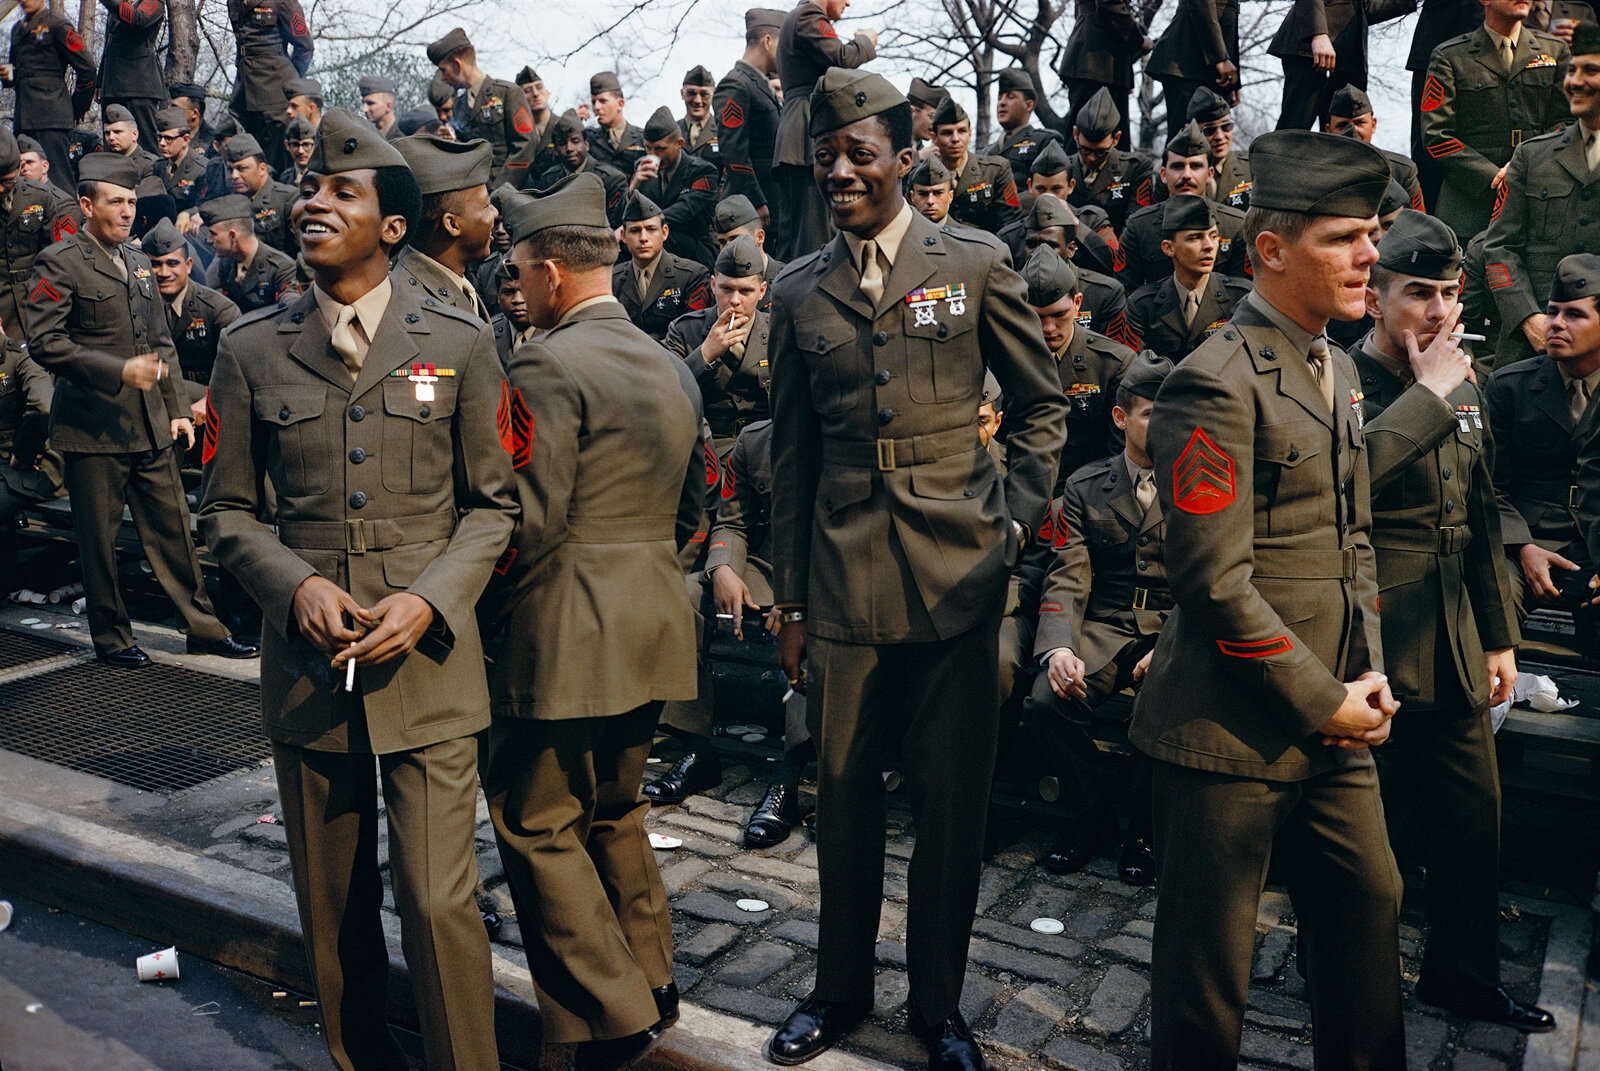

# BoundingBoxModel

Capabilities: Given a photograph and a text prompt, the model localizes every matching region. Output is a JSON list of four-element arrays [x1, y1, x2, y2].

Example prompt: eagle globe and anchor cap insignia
[[1173, 426, 1235, 514]]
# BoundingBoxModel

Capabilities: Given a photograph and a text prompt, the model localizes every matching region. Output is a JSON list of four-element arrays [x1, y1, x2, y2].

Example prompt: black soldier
[[535, 112, 629, 227], [391, 134, 496, 320]]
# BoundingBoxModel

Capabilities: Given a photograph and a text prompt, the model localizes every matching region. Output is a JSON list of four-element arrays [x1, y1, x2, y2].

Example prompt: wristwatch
[[779, 608, 807, 625], [1013, 520, 1027, 552]]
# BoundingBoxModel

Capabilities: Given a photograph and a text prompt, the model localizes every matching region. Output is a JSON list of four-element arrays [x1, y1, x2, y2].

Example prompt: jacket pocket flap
[[255, 385, 327, 426]]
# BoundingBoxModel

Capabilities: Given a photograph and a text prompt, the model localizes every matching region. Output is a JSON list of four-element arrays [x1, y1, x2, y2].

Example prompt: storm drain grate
[[0, 660, 267, 793], [0, 628, 79, 671]]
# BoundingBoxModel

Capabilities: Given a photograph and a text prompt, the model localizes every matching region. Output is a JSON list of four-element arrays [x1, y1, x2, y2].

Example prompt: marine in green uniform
[[536, 111, 630, 227], [585, 70, 647, 176], [1147, 0, 1240, 139], [225, 0, 312, 172], [390, 134, 496, 320], [96, 0, 167, 153], [223, 133, 297, 254], [102, 103, 159, 182], [715, 9, 786, 232], [427, 27, 535, 189], [631, 105, 720, 269], [1066, 87, 1154, 235], [1127, 195, 1250, 360], [142, 217, 238, 390], [199, 194, 300, 312], [612, 192, 712, 340], [1266, 0, 1412, 131], [1183, 87, 1253, 209], [1010, 194, 1142, 350], [1117, 121, 1249, 291], [929, 96, 1023, 236], [1060, 0, 1153, 147], [507, 66, 561, 177], [713, 193, 786, 310], [0, 327, 55, 593], [0, 129, 82, 342], [985, 67, 1066, 176], [5, 0, 96, 192], [679, 64, 721, 164], [1327, 84, 1425, 209], [153, 105, 207, 215]]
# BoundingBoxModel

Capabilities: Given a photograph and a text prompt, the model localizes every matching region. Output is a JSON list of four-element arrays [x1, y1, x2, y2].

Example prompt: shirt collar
[[1246, 290, 1318, 357], [1486, 21, 1522, 51], [841, 202, 915, 271], [1558, 362, 1600, 393], [168, 282, 191, 316], [558, 294, 620, 326], [1362, 333, 1415, 385], [313, 277, 393, 342]]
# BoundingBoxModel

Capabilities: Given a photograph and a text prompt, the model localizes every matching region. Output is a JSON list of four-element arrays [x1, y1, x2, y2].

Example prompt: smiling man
[[1132, 130, 1405, 1069], [766, 67, 1066, 1070]]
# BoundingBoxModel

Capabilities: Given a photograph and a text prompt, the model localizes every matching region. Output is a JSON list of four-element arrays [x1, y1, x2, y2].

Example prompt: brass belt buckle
[[1570, 485, 1581, 510], [1132, 587, 1148, 611], [876, 439, 896, 472], [346, 519, 367, 555], [1342, 545, 1357, 582]]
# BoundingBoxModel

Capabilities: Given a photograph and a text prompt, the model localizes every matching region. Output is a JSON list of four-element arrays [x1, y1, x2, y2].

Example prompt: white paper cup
[[136, 946, 179, 982]]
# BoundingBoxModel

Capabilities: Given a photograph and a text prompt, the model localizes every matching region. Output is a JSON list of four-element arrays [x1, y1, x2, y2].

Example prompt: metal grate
[[0, 658, 267, 793], [0, 628, 79, 671]]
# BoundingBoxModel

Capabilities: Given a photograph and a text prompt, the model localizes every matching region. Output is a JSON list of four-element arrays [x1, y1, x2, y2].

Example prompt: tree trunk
[[166, 0, 197, 82], [76, 0, 96, 58], [50, 0, 65, 18]]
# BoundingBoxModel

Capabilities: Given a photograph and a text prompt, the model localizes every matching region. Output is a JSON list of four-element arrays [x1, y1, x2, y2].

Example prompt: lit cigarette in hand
[[344, 648, 356, 692], [1450, 331, 1487, 342]]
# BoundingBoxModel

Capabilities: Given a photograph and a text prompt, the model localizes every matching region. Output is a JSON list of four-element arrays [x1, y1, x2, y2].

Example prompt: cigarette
[[716, 613, 736, 620], [1450, 331, 1487, 342], [344, 652, 356, 692], [782, 687, 795, 703]]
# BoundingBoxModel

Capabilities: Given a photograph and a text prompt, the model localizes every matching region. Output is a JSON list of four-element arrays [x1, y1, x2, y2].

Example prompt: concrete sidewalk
[[1, 604, 1598, 1071]]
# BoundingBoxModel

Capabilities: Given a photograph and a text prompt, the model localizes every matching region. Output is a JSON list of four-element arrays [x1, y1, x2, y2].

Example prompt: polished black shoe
[[764, 995, 873, 1065], [745, 779, 797, 848], [96, 645, 151, 667], [572, 1024, 665, 1071], [1042, 827, 1100, 875], [653, 981, 680, 1029], [909, 1010, 986, 1071], [1415, 980, 1556, 1033], [1117, 835, 1156, 886], [642, 749, 721, 805], [187, 634, 261, 659]]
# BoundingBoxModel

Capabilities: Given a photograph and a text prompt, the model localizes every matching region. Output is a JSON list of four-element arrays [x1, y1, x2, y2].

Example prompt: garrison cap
[[141, 217, 187, 258], [506, 171, 610, 244], [981, 369, 1002, 403], [284, 77, 322, 101], [1379, 178, 1409, 216], [427, 73, 453, 108], [103, 103, 136, 126], [1161, 193, 1215, 236], [1030, 138, 1071, 177], [16, 134, 42, 157], [1120, 351, 1175, 400], [135, 174, 167, 200], [715, 194, 762, 231], [167, 81, 205, 103], [489, 182, 524, 211], [808, 68, 907, 137], [307, 107, 408, 173], [643, 105, 680, 142], [0, 130, 18, 173], [1165, 119, 1211, 161], [1028, 191, 1074, 230], [1329, 83, 1372, 119], [394, 134, 492, 195], [1376, 209, 1461, 279], [1248, 130, 1389, 217], [909, 154, 953, 187], [623, 191, 664, 221], [80, 152, 139, 189], [224, 133, 266, 162], [1550, 253, 1600, 302], [1023, 246, 1079, 305], [930, 95, 968, 128], [1185, 85, 1231, 123], [155, 105, 189, 134], [746, 7, 786, 34], [426, 27, 472, 65], [1074, 87, 1120, 140], [213, 113, 239, 139], [683, 64, 715, 87], [996, 68, 1035, 98], [906, 76, 947, 109], [358, 75, 396, 97], [397, 107, 441, 136], [198, 193, 252, 225], [285, 115, 316, 141], [1571, 19, 1600, 56], [715, 234, 764, 277], [590, 71, 623, 97], [548, 110, 584, 145], [515, 65, 540, 86]]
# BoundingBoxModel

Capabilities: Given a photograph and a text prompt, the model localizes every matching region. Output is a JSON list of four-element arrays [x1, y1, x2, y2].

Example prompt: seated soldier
[[490, 261, 534, 367], [929, 96, 1022, 235], [143, 218, 239, 398], [1024, 353, 1173, 885], [907, 155, 958, 226], [224, 133, 297, 254], [535, 110, 628, 227], [664, 236, 770, 454], [1327, 85, 1423, 210], [277, 116, 315, 187], [1127, 195, 1250, 361], [628, 106, 719, 269], [612, 192, 711, 340], [1023, 246, 1135, 488], [1013, 194, 1140, 350], [1182, 87, 1252, 210], [713, 195, 784, 308], [154, 104, 206, 215], [0, 325, 56, 595], [986, 67, 1066, 178], [1066, 88, 1154, 235], [1118, 120, 1249, 292], [199, 194, 300, 312]]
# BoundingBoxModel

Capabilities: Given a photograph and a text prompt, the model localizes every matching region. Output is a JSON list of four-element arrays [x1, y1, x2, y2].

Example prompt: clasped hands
[[292, 574, 435, 670]]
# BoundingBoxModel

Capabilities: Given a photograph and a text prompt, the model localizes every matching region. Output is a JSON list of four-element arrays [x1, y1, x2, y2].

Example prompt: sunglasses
[[503, 257, 564, 281], [1200, 121, 1235, 136]]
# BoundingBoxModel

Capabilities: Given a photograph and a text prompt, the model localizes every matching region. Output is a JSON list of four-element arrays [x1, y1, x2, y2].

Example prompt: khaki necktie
[[1571, 377, 1592, 425], [1308, 335, 1334, 413], [689, 120, 703, 145], [1134, 468, 1157, 513], [1502, 38, 1517, 75], [330, 304, 363, 379], [635, 261, 653, 303], [1182, 288, 1200, 326], [858, 238, 885, 306], [1587, 132, 1600, 175]]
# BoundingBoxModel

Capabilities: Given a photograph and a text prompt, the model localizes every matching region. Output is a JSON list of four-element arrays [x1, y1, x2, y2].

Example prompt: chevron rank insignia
[[1173, 426, 1235, 514]]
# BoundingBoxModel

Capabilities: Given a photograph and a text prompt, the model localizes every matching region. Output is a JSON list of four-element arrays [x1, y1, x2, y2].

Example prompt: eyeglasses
[[286, 139, 316, 149], [156, 131, 190, 142]]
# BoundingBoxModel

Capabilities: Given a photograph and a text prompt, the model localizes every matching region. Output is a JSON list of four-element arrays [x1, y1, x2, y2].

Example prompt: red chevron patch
[[1037, 503, 1056, 545], [1216, 635, 1293, 659], [819, 17, 837, 36], [499, 384, 533, 468], [1135, 177, 1152, 205], [290, 12, 308, 36], [1485, 263, 1513, 290], [704, 441, 719, 487], [1411, 186, 1426, 211], [29, 277, 59, 303], [1106, 309, 1139, 350], [1173, 426, 1234, 515], [1053, 504, 1069, 548], [513, 107, 533, 134], [720, 98, 744, 129], [64, 28, 83, 51], [1420, 75, 1446, 112], [1491, 184, 1508, 221], [201, 388, 219, 464], [1002, 179, 1018, 207], [692, 176, 712, 192], [52, 214, 76, 241], [1427, 137, 1464, 159], [720, 453, 736, 499]]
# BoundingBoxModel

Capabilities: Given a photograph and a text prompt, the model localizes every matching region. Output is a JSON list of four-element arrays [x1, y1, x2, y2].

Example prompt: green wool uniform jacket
[[0, 179, 82, 341], [1128, 271, 1251, 362], [198, 286, 517, 753], [769, 209, 1069, 643], [773, 0, 876, 169]]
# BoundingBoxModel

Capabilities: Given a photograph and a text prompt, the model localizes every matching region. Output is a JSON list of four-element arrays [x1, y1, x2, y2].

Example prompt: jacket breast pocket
[[904, 312, 979, 404], [75, 289, 119, 333], [1526, 180, 1574, 233], [793, 315, 863, 417], [380, 379, 457, 494], [256, 385, 331, 496], [1255, 419, 1325, 537]]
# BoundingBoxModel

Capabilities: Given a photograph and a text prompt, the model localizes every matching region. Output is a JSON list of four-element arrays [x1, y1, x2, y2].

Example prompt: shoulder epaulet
[[1124, 202, 1161, 225], [1437, 29, 1479, 51], [775, 251, 821, 280], [1523, 124, 1569, 148], [1489, 355, 1545, 379], [231, 300, 293, 330], [1214, 201, 1247, 223], [1528, 26, 1566, 47], [741, 418, 774, 437], [939, 224, 1007, 255], [1218, 274, 1253, 289], [1085, 328, 1136, 360], [1128, 280, 1161, 302], [1066, 456, 1114, 485]]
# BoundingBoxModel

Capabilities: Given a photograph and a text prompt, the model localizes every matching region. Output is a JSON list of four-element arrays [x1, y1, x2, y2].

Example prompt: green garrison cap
[[102, 103, 135, 126], [224, 133, 265, 163], [426, 27, 471, 65], [80, 152, 139, 189], [1186, 85, 1231, 124], [931, 95, 968, 128], [141, 217, 187, 257], [906, 76, 947, 110], [308, 107, 408, 174], [398, 107, 441, 136], [167, 82, 205, 103], [1023, 245, 1079, 305], [135, 174, 167, 200], [358, 75, 396, 97], [549, 110, 584, 145], [213, 113, 239, 138], [155, 105, 189, 134], [285, 116, 316, 141], [683, 64, 714, 87], [1379, 178, 1410, 216], [746, 7, 786, 34], [394, 135, 492, 195], [490, 182, 524, 211], [1028, 191, 1074, 230], [909, 154, 953, 187], [1165, 120, 1211, 162], [515, 65, 540, 86], [1074, 87, 1120, 140], [809, 68, 907, 138], [16, 134, 42, 157], [1551, 253, 1600, 301], [996, 68, 1035, 98], [0, 130, 18, 173], [643, 105, 679, 142], [1248, 130, 1390, 217], [198, 193, 252, 225], [1121, 351, 1175, 400], [715, 234, 764, 277], [1030, 139, 1071, 177], [981, 368, 1002, 403], [1571, 19, 1600, 55], [427, 73, 453, 108], [623, 191, 664, 222], [1329, 83, 1372, 119], [284, 77, 322, 101], [506, 171, 610, 244], [1162, 193, 1215, 236], [1376, 209, 1462, 280], [590, 71, 623, 97], [715, 194, 761, 232]]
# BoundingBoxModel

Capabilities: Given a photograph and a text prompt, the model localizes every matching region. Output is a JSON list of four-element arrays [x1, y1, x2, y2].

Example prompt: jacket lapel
[[1532, 358, 1575, 431], [1554, 125, 1593, 185], [283, 291, 358, 391], [1237, 304, 1333, 430], [349, 288, 425, 401], [1156, 278, 1189, 344], [815, 234, 875, 320], [1468, 29, 1504, 79], [1106, 457, 1142, 528]]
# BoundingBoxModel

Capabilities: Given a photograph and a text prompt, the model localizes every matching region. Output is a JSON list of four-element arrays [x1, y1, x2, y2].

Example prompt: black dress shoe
[[572, 1024, 665, 1071], [1117, 836, 1156, 886], [187, 634, 260, 659], [1415, 980, 1556, 1033], [909, 1010, 986, 1071], [96, 645, 151, 667], [643, 750, 721, 805], [764, 995, 873, 1065], [745, 779, 797, 848], [653, 981, 679, 1029]]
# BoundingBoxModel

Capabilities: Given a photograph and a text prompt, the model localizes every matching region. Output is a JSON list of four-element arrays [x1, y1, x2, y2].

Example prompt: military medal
[[408, 362, 438, 402], [1350, 390, 1365, 430], [905, 284, 967, 324]]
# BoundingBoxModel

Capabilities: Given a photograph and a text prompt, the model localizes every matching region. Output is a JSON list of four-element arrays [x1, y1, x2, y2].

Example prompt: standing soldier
[[5, 0, 96, 193], [928, 97, 1023, 235], [278, 116, 316, 187], [224, 133, 298, 254], [228, 0, 313, 172], [97, 0, 168, 153], [680, 65, 721, 164], [428, 28, 534, 189], [1148, 0, 1240, 140], [508, 67, 559, 177], [1354, 211, 1555, 1034], [0, 130, 82, 342], [1327, 85, 1425, 209], [765, 69, 1067, 1069], [1067, 88, 1154, 236], [358, 76, 400, 141], [199, 194, 299, 313], [1267, 0, 1413, 131], [391, 135, 496, 320], [586, 71, 647, 175], [715, 9, 786, 232], [1408, 0, 1487, 209], [1127, 195, 1251, 360], [26, 153, 252, 665], [907, 76, 950, 156], [1060, 0, 1153, 147], [986, 68, 1065, 175], [154, 105, 207, 215], [282, 77, 323, 129], [198, 109, 514, 1071], [103, 105, 160, 182], [772, 0, 878, 260]]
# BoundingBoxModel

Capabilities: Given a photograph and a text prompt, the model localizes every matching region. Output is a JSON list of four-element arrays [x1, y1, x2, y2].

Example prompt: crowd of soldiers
[[8, 0, 1600, 1068]]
